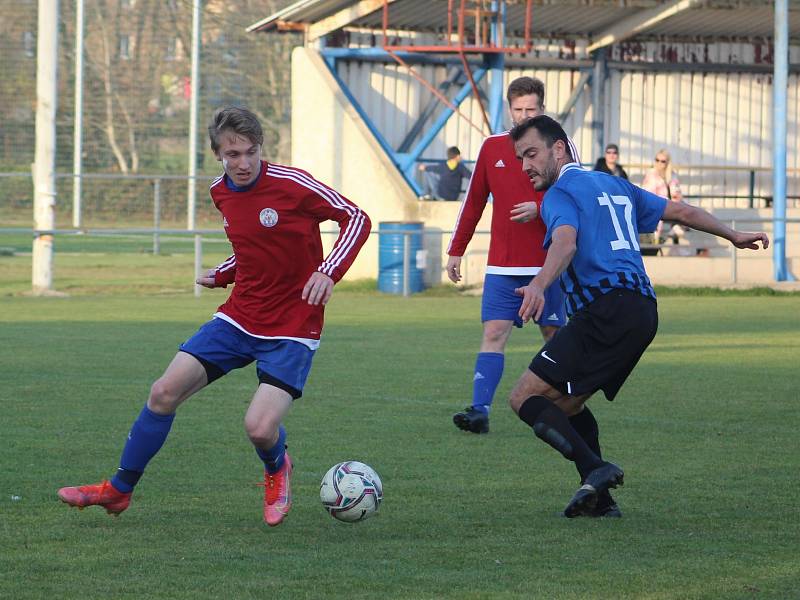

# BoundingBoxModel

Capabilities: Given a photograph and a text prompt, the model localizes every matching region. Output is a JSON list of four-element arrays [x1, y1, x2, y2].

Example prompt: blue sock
[[111, 405, 175, 493], [472, 352, 504, 415], [255, 425, 286, 474]]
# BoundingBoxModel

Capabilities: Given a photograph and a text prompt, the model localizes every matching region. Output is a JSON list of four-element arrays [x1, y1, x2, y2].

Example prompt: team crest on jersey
[[259, 208, 279, 228]]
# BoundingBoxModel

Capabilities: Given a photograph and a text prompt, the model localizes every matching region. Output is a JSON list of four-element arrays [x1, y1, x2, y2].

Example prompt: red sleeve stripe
[[216, 254, 236, 272], [267, 165, 367, 276]]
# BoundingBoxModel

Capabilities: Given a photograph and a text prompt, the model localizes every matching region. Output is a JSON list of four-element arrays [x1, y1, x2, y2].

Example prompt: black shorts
[[529, 288, 658, 401]]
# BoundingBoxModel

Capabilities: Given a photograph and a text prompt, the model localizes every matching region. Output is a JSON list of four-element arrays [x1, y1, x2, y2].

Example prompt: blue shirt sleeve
[[629, 183, 668, 233], [542, 187, 580, 249]]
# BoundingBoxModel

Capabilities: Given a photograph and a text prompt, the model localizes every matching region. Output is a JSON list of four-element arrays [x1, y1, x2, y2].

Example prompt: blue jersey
[[541, 164, 667, 316]]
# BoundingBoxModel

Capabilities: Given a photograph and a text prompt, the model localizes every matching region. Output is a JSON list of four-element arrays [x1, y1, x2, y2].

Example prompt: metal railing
[[2, 217, 795, 296]]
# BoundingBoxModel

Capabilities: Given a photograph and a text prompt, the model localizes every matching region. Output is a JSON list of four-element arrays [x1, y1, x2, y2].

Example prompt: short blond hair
[[208, 106, 263, 153]]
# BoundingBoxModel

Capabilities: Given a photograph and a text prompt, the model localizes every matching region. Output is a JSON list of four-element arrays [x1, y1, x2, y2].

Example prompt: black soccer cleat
[[452, 407, 489, 434], [563, 462, 624, 518], [559, 492, 622, 518], [593, 492, 622, 518]]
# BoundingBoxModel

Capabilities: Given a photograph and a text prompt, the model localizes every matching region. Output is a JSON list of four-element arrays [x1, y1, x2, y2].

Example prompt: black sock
[[569, 407, 602, 483], [518, 396, 604, 480], [569, 407, 601, 457]]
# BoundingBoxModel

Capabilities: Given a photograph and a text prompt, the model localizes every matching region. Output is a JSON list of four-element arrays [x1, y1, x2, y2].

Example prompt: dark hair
[[208, 106, 264, 153], [446, 146, 461, 159], [506, 76, 545, 107], [605, 143, 619, 153], [509, 115, 573, 160]]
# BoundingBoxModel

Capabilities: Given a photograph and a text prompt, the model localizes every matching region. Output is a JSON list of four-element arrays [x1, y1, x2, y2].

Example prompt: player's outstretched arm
[[662, 202, 770, 250], [302, 271, 334, 306]]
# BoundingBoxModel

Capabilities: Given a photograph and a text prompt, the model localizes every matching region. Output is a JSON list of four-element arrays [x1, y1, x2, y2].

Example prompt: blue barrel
[[378, 222, 425, 295]]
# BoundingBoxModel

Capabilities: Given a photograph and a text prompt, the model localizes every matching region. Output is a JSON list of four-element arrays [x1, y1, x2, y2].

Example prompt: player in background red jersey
[[447, 77, 579, 436], [58, 107, 371, 527]]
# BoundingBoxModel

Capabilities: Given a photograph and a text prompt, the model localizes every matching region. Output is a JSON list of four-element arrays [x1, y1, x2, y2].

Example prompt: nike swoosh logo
[[541, 350, 557, 364]]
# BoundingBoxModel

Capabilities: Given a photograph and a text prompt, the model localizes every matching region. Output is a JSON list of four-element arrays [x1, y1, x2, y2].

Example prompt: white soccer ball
[[320, 461, 383, 523]]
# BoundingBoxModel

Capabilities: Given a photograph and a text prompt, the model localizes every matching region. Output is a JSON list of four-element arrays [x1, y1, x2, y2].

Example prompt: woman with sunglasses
[[642, 149, 684, 243]]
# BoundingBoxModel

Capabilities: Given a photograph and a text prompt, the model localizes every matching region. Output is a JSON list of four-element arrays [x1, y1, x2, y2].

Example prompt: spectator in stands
[[418, 146, 472, 201], [593, 143, 628, 180], [642, 149, 684, 244]]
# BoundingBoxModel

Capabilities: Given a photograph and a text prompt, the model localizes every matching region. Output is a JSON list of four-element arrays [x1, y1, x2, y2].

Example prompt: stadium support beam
[[399, 68, 488, 188], [557, 71, 591, 126], [773, 0, 791, 281], [591, 49, 607, 167], [398, 67, 463, 153], [586, 0, 699, 54], [307, 0, 398, 42], [32, 0, 59, 294], [487, 0, 506, 134]]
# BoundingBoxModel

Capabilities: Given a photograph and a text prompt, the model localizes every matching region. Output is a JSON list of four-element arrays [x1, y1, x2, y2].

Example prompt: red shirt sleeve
[[302, 180, 372, 283], [447, 138, 491, 256], [213, 253, 237, 287]]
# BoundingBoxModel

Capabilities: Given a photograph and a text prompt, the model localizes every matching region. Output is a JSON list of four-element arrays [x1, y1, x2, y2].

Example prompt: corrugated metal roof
[[247, 0, 356, 33], [249, 0, 800, 42]]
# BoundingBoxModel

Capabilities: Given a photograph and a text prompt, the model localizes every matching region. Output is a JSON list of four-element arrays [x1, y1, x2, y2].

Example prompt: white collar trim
[[558, 162, 583, 180]]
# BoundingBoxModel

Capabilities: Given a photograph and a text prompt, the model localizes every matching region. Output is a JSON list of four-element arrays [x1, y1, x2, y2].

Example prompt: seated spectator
[[418, 146, 472, 201], [642, 149, 685, 245], [593, 143, 628, 180]]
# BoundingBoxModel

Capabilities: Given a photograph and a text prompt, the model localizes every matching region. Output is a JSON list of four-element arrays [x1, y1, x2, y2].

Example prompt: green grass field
[[1, 277, 799, 599]]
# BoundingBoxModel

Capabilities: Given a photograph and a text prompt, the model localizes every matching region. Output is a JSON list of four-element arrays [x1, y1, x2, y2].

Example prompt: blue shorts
[[179, 318, 315, 399], [481, 273, 567, 328]]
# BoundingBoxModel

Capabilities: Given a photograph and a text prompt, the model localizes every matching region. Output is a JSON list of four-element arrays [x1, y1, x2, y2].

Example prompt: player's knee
[[148, 378, 182, 413], [244, 415, 280, 448], [483, 323, 508, 346], [509, 374, 552, 413], [555, 394, 588, 417]]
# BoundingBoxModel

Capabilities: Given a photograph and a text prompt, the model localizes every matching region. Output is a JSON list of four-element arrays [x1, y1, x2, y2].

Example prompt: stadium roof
[[248, 0, 800, 44]]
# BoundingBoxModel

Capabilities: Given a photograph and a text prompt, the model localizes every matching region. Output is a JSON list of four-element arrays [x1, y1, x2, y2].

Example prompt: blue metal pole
[[399, 68, 487, 174], [322, 52, 412, 194], [488, 1, 506, 133], [321, 47, 480, 66], [773, 0, 789, 281]]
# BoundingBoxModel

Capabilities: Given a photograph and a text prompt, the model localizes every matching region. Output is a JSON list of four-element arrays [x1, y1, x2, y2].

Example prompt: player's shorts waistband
[[485, 266, 542, 276]]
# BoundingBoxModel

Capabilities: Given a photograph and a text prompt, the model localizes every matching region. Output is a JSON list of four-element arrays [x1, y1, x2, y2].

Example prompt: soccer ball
[[320, 461, 383, 522]]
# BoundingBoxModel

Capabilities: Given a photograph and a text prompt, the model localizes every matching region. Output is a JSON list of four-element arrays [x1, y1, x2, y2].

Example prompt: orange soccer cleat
[[259, 452, 293, 527], [57, 480, 132, 515]]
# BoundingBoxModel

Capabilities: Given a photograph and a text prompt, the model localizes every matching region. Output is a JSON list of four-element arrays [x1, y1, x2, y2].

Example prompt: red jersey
[[209, 161, 370, 349], [448, 132, 581, 275], [447, 132, 547, 275]]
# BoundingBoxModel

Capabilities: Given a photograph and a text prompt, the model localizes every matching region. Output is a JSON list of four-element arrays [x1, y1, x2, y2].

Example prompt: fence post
[[194, 234, 202, 297], [402, 231, 410, 297], [153, 178, 161, 255], [748, 170, 755, 209], [730, 219, 738, 283]]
